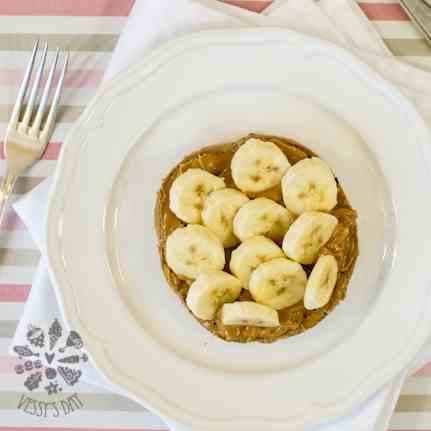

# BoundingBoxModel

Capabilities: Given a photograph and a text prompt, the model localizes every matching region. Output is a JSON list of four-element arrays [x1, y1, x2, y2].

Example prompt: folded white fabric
[[10, 1, 431, 430]]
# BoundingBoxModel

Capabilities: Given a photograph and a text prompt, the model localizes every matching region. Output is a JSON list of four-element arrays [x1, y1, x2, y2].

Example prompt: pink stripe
[[1, 210, 26, 231], [41, 142, 62, 159], [0, 356, 18, 374], [0, 284, 30, 302], [1, 141, 61, 160], [414, 361, 431, 377], [0, 0, 135, 16], [220, 0, 272, 13], [0, 69, 103, 89], [358, 3, 410, 21]]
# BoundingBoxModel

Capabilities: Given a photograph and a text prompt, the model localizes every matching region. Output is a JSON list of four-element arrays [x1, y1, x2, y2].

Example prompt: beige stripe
[[0, 105, 83, 123], [2, 37, 425, 60], [0, 320, 16, 337], [0, 34, 118, 51], [0, 392, 145, 412], [0, 248, 40, 267], [401, 377, 431, 395], [0, 16, 126, 35], [385, 38, 431, 56], [396, 395, 431, 412], [402, 55, 431, 72], [0, 177, 45, 194], [374, 21, 425, 39]]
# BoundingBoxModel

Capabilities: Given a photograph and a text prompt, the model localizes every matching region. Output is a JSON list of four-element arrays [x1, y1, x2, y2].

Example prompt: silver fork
[[0, 40, 68, 225]]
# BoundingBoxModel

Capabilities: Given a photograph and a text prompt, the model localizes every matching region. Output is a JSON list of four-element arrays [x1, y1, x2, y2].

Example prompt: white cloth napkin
[[10, 0, 431, 430]]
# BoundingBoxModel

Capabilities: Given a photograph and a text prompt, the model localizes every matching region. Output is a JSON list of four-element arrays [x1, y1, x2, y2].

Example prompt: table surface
[[0, 1, 430, 430]]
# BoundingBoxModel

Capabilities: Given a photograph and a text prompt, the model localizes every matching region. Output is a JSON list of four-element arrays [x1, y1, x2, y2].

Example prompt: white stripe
[[358, 0, 398, 3], [0, 409, 167, 428], [390, 412, 431, 429], [374, 21, 425, 39], [0, 160, 55, 175], [1, 160, 57, 177], [0, 374, 24, 391], [401, 377, 431, 395], [0, 51, 110, 71], [0, 231, 37, 249], [0, 122, 71, 141], [0, 374, 114, 393], [0, 303, 24, 321], [0, 87, 96, 107], [0, 337, 14, 352], [0, 266, 36, 284], [0, 16, 126, 35], [402, 56, 431, 72]]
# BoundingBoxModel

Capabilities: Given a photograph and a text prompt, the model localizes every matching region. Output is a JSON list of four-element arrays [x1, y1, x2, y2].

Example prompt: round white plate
[[46, 29, 431, 430]]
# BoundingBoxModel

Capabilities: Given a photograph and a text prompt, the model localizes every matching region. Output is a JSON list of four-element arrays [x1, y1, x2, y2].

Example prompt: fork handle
[[0, 171, 17, 227]]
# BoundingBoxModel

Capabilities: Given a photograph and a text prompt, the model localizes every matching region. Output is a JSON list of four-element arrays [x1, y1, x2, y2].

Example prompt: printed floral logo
[[13, 319, 88, 395]]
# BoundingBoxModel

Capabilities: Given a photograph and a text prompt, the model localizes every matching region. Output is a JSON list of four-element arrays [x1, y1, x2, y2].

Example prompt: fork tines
[[10, 40, 69, 140]]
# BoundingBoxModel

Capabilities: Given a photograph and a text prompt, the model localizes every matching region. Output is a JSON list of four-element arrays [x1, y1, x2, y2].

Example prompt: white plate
[[46, 29, 431, 430]]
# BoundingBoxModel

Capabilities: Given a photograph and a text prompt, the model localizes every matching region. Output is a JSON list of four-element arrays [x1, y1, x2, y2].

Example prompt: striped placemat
[[0, 1, 430, 430]]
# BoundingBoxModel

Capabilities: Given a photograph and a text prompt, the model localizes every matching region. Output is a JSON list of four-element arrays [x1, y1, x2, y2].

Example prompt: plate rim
[[46, 27, 431, 430]]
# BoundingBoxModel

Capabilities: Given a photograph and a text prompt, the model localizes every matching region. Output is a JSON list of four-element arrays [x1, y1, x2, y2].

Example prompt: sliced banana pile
[[170, 168, 225, 223], [249, 258, 307, 310], [230, 236, 284, 288], [186, 270, 242, 320], [282, 211, 338, 265], [165, 224, 225, 279], [164, 137, 343, 328], [231, 138, 291, 193], [304, 255, 338, 310], [282, 157, 338, 214], [233, 197, 294, 242], [221, 302, 279, 327], [202, 188, 249, 247]]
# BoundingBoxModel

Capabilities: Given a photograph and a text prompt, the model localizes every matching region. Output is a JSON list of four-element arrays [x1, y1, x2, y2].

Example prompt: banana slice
[[233, 197, 295, 242], [282, 211, 338, 265], [304, 255, 338, 310], [231, 138, 291, 193], [169, 168, 225, 223], [186, 270, 242, 320], [282, 157, 337, 214], [230, 236, 284, 288], [202, 188, 249, 247], [249, 257, 307, 310], [221, 302, 280, 327], [165, 225, 225, 279]]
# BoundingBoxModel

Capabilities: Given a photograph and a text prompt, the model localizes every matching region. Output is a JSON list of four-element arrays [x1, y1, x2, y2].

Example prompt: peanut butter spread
[[155, 134, 358, 343]]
